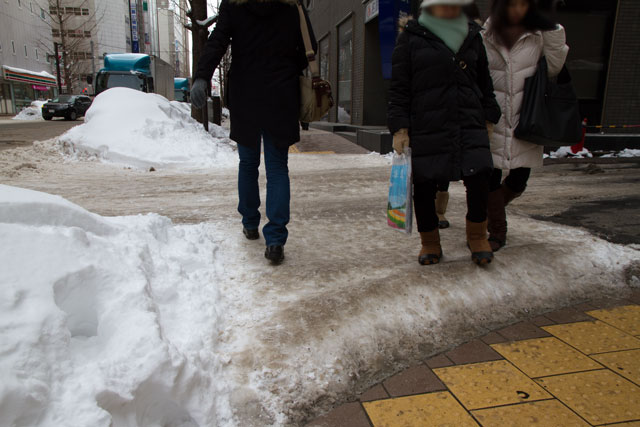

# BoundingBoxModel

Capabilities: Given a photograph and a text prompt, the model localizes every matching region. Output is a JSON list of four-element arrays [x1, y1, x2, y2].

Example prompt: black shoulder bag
[[514, 57, 582, 147]]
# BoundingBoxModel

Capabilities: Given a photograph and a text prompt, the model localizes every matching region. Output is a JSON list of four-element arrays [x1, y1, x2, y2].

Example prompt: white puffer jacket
[[483, 22, 569, 170]]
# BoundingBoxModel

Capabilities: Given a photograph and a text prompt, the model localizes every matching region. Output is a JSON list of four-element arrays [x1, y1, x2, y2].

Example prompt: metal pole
[[54, 42, 62, 94], [90, 40, 96, 77]]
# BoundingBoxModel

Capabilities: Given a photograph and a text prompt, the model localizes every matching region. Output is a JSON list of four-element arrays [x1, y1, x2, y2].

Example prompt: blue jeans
[[237, 132, 290, 246]]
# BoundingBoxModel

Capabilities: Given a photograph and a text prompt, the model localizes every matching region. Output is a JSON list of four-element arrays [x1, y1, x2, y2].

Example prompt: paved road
[[0, 118, 82, 151]]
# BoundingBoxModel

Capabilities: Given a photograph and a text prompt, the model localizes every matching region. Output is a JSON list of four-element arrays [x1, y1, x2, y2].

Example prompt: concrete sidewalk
[[309, 296, 640, 426]]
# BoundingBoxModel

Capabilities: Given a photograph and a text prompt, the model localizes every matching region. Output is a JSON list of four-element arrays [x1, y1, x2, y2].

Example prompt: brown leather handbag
[[296, 1, 333, 123]]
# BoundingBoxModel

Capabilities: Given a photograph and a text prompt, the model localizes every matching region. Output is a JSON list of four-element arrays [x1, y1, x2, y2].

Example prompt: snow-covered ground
[[1, 178, 638, 427], [57, 88, 236, 169], [13, 101, 47, 121]]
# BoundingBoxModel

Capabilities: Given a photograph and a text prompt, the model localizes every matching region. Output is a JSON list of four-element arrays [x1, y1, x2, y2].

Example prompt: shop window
[[337, 18, 353, 124], [319, 36, 330, 82]]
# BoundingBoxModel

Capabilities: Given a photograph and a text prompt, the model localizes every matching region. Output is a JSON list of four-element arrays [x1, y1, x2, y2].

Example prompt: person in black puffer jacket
[[388, 0, 501, 266], [192, 0, 316, 265]]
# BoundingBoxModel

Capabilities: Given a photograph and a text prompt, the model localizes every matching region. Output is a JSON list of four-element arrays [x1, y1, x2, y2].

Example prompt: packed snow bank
[[549, 146, 592, 159], [13, 101, 46, 121], [602, 148, 640, 158], [0, 184, 233, 427], [1, 183, 638, 426], [58, 88, 236, 169]]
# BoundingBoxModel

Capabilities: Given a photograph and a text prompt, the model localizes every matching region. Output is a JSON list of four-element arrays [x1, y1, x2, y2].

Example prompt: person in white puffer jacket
[[482, 0, 569, 251]]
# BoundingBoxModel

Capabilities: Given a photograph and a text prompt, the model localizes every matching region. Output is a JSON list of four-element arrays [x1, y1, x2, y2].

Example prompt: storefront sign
[[378, 0, 411, 79], [32, 85, 49, 91], [365, 0, 379, 23]]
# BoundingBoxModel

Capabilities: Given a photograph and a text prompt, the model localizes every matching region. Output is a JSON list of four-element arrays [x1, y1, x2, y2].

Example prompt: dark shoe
[[265, 245, 285, 265], [243, 228, 260, 240], [487, 189, 507, 252], [466, 220, 494, 266], [419, 229, 443, 265], [435, 191, 450, 229]]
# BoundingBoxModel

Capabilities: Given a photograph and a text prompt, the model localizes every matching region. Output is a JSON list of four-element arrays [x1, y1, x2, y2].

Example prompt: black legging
[[489, 167, 531, 193], [414, 173, 490, 232]]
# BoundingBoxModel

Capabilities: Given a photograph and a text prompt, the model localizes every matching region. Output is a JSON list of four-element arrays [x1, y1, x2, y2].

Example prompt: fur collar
[[229, 0, 298, 5]]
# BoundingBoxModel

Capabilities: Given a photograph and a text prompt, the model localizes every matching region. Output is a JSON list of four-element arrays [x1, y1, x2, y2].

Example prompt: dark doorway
[[363, 16, 390, 126], [553, 0, 618, 127]]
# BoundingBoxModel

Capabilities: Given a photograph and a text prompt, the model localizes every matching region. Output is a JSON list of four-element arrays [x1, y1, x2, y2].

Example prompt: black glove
[[190, 78, 208, 109]]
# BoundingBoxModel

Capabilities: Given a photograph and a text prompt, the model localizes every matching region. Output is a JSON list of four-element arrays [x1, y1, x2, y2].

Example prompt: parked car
[[42, 95, 92, 121]]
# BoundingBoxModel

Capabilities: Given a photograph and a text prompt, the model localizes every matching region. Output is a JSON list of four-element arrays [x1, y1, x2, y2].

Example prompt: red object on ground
[[571, 119, 587, 154]]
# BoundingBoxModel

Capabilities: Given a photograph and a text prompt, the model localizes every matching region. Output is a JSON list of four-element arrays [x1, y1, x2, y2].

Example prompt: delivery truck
[[174, 78, 190, 102], [90, 54, 174, 100]]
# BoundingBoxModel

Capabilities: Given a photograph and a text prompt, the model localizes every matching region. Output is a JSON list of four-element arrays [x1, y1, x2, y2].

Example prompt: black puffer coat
[[388, 19, 501, 183], [194, 0, 316, 149]]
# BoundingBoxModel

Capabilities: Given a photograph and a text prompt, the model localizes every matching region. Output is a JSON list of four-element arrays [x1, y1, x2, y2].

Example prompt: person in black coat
[[191, 0, 317, 265], [388, 0, 501, 266]]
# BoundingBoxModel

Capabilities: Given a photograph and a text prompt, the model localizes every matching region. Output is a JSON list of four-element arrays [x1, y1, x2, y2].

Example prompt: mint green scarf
[[418, 11, 469, 53]]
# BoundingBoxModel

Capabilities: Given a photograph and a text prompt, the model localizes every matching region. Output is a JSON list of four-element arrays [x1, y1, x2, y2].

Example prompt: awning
[[2, 65, 57, 86]]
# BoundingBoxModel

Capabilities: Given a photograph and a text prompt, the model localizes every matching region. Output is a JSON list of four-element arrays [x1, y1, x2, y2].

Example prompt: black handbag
[[514, 56, 582, 147]]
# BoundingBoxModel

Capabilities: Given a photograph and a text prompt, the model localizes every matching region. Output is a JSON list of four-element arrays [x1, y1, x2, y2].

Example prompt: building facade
[[0, 0, 58, 114], [308, 0, 639, 133]]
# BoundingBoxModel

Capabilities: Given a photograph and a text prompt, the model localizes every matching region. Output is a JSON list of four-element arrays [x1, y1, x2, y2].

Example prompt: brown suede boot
[[419, 229, 442, 265], [487, 189, 507, 252], [435, 191, 450, 229], [466, 220, 494, 266]]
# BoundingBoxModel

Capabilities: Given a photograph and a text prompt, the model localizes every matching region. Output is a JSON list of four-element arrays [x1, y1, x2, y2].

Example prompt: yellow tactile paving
[[592, 349, 640, 386], [587, 305, 640, 336], [491, 337, 602, 378], [363, 391, 478, 427], [434, 360, 551, 410], [535, 369, 640, 425], [603, 422, 640, 426], [542, 321, 640, 354], [471, 399, 590, 427]]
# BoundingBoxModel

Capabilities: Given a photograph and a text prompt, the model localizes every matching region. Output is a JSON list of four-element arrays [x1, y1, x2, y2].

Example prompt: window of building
[[11, 40, 16, 55], [40, 7, 45, 19], [35, 47, 38, 60], [337, 18, 353, 124], [17, 0, 21, 8], [84, 30, 91, 38], [24, 44, 28, 57], [555, 0, 618, 124], [81, 8, 89, 15], [50, 6, 58, 14], [30, 2, 33, 13], [52, 29, 60, 37]]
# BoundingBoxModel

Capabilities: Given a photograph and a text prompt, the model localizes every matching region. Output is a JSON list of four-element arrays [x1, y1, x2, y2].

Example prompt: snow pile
[[13, 101, 47, 121], [0, 185, 233, 427], [1, 183, 638, 426], [58, 88, 236, 169], [550, 146, 592, 159], [602, 148, 640, 158]]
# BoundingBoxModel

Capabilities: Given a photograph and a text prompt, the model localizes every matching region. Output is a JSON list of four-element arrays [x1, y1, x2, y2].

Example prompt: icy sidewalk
[[0, 176, 638, 426]]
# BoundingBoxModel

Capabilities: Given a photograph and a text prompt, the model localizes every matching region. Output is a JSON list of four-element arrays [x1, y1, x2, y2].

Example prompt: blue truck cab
[[93, 54, 174, 100], [174, 78, 190, 102]]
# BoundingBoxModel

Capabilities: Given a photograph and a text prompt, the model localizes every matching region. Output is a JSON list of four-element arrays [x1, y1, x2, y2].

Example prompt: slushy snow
[[58, 88, 236, 169], [1, 183, 638, 426]]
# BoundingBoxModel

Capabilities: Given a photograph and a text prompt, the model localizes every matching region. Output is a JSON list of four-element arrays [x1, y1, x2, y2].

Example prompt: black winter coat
[[194, 0, 316, 149], [388, 19, 501, 183]]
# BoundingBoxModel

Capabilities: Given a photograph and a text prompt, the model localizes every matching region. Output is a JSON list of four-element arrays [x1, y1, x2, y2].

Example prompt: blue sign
[[130, 0, 139, 53], [379, 0, 411, 79]]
